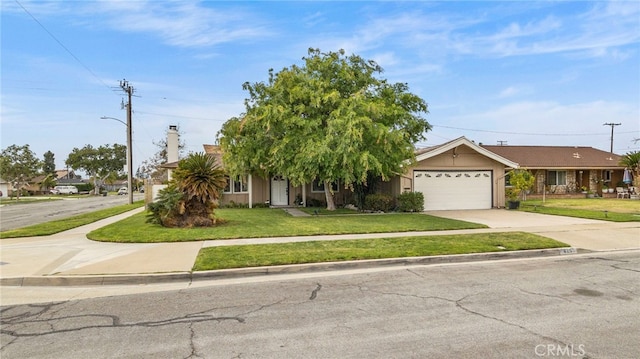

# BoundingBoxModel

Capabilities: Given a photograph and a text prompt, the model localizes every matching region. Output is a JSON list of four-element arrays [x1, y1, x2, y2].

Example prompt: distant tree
[[0, 144, 42, 200], [65, 144, 126, 195], [218, 48, 431, 210], [138, 128, 186, 182], [147, 152, 226, 227], [42, 150, 56, 176], [39, 173, 57, 193]]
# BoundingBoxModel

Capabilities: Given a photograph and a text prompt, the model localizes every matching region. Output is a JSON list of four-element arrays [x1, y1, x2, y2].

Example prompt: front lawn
[[520, 198, 640, 222], [193, 232, 568, 270], [88, 208, 487, 243]]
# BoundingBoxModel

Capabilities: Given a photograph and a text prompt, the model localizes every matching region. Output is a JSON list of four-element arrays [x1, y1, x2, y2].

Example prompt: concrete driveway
[[426, 209, 640, 251]]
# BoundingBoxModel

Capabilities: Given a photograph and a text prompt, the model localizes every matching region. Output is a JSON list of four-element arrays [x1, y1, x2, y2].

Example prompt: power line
[[14, 0, 115, 95], [432, 124, 636, 137]]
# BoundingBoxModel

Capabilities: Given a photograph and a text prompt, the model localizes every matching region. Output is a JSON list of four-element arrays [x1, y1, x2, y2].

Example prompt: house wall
[[0, 182, 8, 198], [403, 146, 508, 208]]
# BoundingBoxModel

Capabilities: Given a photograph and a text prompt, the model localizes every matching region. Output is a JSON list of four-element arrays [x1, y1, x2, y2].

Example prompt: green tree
[[218, 48, 430, 210], [65, 144, 126, 195], [0, 144, 42, 200], [42, 150, 56, 176], [506, 169, 535, 201], [147, 152, 226, 227], [619, 151, 640, 186], [39, 173, 57, 193]]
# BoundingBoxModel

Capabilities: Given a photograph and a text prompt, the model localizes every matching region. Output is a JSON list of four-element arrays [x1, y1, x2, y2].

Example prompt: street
[[0, 194, 144, 231], [1, 250, 638, 358]]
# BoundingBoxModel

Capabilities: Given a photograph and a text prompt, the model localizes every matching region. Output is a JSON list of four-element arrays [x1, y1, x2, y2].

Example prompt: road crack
[[309, 283, 322, 300]]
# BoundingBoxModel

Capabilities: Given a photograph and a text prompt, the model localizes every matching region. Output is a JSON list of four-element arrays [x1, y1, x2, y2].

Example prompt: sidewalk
[[1, 208, 639, 287]]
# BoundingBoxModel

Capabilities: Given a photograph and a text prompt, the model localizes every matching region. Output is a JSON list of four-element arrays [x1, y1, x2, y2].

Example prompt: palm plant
[[619, 151, 639, 186], [156, 152, 227, 227]]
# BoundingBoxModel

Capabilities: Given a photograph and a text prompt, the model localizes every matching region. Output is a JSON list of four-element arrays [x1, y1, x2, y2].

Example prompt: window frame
[[311, 179, 339, 193], [547, 170, 567, 186], [224, 175, 249, 194]]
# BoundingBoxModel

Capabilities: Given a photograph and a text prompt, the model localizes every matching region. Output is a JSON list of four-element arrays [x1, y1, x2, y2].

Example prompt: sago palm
[[171, 152, 227, 227]]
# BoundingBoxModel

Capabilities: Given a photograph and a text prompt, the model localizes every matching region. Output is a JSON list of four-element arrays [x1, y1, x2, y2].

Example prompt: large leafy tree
[[0, 144, 42, 199], [147, 152, 226, 227], [65, 144, 126, 194], [218, 48, 431, 210]]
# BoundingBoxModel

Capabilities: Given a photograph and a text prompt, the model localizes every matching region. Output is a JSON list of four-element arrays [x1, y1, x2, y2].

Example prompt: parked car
[[53, 185, 78, 195], [117, 187, 128, 195]]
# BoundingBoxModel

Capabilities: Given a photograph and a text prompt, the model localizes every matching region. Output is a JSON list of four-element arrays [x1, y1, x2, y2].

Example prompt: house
[[164, 135, 626, 210], [204, 136, 519, 210], [384, 137, 519, 210], [481, 145, 625, 196], [25, 169, 82, 194]]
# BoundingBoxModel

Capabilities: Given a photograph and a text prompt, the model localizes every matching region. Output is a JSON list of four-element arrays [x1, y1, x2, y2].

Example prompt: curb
[[1, 247, 581, 287]]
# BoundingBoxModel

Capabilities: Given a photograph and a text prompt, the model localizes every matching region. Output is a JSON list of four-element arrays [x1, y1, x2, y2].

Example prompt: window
[[603, 170, 612, 183], [224, 175, 248, 194], [504, 172, 512, 186], [548, 171, 567, 186], [312, 179, 339, 193]]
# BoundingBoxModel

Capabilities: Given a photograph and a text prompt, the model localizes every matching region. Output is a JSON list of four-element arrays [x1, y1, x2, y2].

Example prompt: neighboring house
[[26, 169, 82, 194], [0, 178, 9, 198], [481, 145, 624, 195]]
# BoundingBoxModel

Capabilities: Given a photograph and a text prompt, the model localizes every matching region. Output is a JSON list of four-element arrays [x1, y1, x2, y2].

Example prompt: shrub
[[397, 191, 424, 212], [306, 198, 326, 208], [364, 193, 394, 212]]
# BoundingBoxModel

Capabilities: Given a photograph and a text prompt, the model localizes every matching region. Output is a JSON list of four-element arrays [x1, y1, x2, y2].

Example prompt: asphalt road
[[1, 250, 638, 358], [0, 194, 144, 231]]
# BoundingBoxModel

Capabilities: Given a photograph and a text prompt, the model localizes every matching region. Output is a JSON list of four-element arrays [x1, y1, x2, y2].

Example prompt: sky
[[2, 0, 639, 176]]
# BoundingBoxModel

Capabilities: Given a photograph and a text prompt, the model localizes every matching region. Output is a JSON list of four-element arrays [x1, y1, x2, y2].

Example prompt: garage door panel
[[414, 170, 492, 210]]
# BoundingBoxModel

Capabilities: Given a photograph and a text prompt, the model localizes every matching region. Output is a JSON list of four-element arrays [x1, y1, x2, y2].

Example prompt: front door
[[270, 175, 288, 206]]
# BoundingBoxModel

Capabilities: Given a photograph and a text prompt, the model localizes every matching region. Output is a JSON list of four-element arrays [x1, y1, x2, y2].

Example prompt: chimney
[[167, 125, 179, 164]]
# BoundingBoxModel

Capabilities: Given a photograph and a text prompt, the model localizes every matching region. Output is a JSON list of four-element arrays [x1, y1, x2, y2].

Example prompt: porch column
[[248, 174, 253, 209]]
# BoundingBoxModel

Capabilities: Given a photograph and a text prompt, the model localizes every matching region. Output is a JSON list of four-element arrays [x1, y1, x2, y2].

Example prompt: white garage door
[[414, 170, 492, 210]]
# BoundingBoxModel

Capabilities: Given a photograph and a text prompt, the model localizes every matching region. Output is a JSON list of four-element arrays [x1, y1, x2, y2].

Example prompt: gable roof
[[416, 136, 519, 168], [481, 145, 623, 169]]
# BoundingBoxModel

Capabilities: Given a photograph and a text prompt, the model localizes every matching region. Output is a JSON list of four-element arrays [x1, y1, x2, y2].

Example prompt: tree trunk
[[324, 182, 336, 211], [93, 174, 100, 195]]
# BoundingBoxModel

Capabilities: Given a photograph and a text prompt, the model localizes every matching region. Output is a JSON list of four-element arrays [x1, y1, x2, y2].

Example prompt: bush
[[75, 183, 94, 193], [397, 191, 424, 212], [364, 193, 394, 212], [306, 198, 326, 208]]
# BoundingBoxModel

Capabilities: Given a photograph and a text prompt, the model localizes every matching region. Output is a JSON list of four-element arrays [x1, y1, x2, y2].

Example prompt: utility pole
[[120, 79, 134, 205], [603, 123, 621, 153]]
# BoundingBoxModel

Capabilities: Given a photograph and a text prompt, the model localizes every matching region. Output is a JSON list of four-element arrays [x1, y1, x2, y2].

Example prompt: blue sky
[[2, 1, 639, 173]]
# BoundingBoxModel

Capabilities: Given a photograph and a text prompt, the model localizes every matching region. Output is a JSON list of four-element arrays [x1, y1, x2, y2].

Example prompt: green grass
[[193, 232, 568, 270], [0, 201, 146, 238], [87, 208, 487, 243], [520, 199, 640, 222], [298, 207, 362, 215]]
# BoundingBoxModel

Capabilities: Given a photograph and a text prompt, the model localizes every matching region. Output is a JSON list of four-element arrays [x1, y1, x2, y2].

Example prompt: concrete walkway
[[1, 208, 638, 284]]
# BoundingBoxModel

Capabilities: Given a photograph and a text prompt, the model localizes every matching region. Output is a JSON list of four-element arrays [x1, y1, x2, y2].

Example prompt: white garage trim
[[414, 170, 493, 210]]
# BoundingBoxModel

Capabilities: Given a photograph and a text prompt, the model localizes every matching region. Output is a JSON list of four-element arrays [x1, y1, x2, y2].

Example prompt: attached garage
[[414, 170, 492, 210], [399, 137, 519, 210]]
